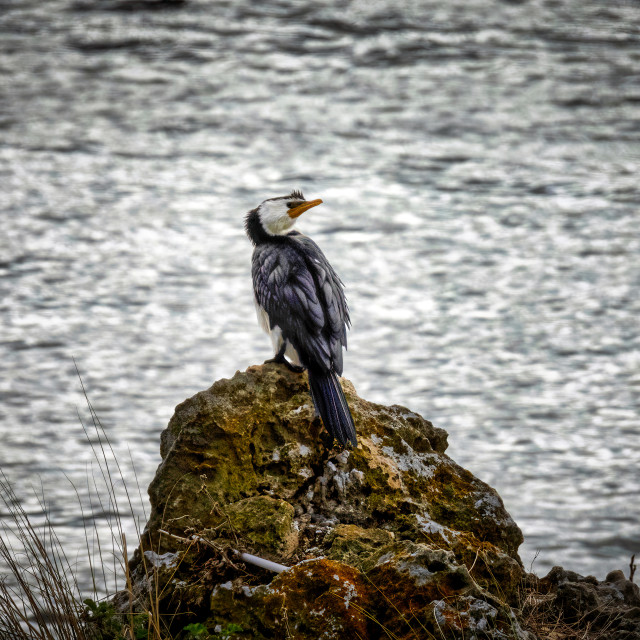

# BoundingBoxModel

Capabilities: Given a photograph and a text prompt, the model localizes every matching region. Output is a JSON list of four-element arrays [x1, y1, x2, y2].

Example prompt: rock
[[535, 566, 640, 639], [209, 559, 370, 639], [226, 496, 298, 557], [325, 524, 395, 567], [122, 364, 533, 639], [360, 540, 531, 639]]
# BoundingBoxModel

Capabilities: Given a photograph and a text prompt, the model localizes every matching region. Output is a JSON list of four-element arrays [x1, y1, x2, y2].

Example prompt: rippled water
[[1, 0, 639, 591]]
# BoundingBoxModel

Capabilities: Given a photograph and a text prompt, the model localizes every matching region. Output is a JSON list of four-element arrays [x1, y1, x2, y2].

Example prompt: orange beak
[[287, 198, 323, 219]]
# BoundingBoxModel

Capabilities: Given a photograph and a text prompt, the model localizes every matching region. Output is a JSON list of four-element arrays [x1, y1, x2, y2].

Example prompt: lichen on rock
[[122, 364, 535, 639]]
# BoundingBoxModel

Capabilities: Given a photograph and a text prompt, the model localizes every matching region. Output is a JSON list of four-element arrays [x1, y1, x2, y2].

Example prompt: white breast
[[254, 298, 271, 334]]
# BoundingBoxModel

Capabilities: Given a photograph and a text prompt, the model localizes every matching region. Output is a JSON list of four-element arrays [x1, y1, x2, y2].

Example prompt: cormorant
[[245, 190, 357, 447]]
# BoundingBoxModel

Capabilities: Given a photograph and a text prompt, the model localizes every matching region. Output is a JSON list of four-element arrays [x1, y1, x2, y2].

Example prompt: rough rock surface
[[532, 567, 640, 639], [123, 364, 534, 639]]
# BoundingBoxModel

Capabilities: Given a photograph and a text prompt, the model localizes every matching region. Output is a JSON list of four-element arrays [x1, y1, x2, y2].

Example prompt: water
[[1, 0, 639, 592]]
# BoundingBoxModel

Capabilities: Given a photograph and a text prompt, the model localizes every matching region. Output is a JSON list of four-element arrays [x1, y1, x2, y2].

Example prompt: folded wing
[[252, 235, 349, 374]]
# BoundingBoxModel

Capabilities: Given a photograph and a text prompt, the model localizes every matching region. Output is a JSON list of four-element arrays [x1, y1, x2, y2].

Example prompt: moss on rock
[[123, 364, 532, 639], [226, 496, 298, 558], [326, 524, 395, 568]]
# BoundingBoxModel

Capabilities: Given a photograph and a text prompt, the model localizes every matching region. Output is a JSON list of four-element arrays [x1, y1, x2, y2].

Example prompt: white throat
[[258, 200, 296, 236]]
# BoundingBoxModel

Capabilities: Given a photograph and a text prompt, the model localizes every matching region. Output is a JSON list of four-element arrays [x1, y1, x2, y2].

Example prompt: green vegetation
[[183, 623, 243, 639]]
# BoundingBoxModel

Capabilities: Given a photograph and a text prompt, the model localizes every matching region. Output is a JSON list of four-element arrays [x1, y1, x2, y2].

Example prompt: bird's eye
[[287, 202, 297, 209]]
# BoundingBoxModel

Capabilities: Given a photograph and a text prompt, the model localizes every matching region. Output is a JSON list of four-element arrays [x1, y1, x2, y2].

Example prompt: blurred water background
[[1, 0, 639, 593]]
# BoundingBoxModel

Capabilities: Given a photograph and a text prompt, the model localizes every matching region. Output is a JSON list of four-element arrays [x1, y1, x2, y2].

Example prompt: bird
[[245, 190, 357, 447]]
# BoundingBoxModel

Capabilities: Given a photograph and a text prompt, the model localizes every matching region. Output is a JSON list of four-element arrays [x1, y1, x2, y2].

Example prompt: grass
[[0, 469, 92, 638], [0, 361, 254, 640], [0, 365, 159, 639]]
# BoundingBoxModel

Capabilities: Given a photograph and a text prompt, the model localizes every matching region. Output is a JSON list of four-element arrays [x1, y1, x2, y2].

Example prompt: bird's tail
[[308, 369, 357, 446]]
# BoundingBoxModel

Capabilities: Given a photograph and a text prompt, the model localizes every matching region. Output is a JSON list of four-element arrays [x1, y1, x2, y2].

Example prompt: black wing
[[252, 235, 349, 374]]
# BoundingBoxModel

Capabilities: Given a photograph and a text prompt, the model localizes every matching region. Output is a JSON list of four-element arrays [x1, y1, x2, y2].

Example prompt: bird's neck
[[245, 209, 294, 246]]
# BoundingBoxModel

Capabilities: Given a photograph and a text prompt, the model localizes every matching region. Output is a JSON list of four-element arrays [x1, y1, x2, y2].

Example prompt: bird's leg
[[264, 343, 287, 366], [264, 344, 306, 373]]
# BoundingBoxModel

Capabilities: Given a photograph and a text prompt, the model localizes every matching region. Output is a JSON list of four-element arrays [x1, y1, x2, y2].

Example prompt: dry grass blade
[[0, 361, 154, 639], [518, 578, 632, 640], [0, 471, 90, 639], [73, 359, 145, 580]]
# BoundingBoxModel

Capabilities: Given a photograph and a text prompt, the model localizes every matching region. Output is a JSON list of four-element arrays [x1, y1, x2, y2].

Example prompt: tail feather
[[308, 370, 357, 446]]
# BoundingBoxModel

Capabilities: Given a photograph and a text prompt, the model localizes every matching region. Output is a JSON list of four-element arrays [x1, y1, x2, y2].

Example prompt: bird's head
[[253, 190, 323, 236]]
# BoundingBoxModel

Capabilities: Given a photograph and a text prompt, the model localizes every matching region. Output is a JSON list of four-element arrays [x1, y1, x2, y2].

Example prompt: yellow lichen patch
[[353, 437, 405, 491]]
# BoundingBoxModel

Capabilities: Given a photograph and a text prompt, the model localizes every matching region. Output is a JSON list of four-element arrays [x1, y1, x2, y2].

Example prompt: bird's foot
[[264, 354, 306, 373]]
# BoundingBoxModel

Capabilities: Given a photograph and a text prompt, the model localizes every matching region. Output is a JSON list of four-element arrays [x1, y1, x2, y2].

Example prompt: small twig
[[157, 529, 194, 544], [157, 529, 288, 574], [630, 554, 636, 583]]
